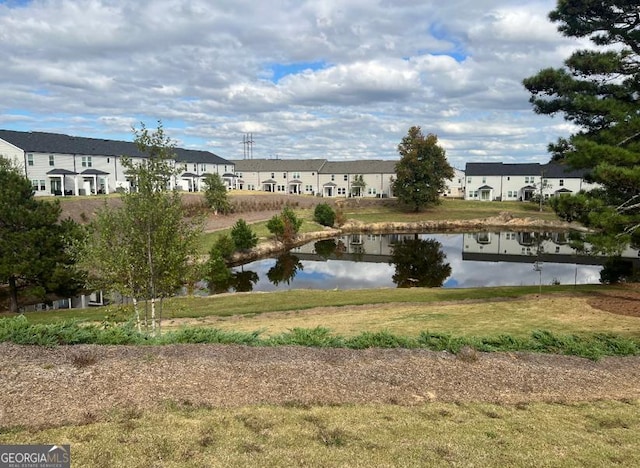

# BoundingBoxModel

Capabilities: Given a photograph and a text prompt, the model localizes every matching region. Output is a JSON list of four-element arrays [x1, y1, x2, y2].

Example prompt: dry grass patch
[[163, 295, 640, 339], [1, 401, 638, 467]]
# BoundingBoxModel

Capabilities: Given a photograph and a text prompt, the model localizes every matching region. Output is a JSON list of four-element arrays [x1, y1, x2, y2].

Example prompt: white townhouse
[[464, 162, 597, 202], [318, 160, 397, 198], [444, 167, 465, 198], [0, 129, 234, 196], [231, 159, 327, 194], [231, 159, 398, 198]]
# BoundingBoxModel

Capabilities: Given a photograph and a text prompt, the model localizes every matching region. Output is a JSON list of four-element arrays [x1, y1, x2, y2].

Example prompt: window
[[49, 155, 54, 166], [331, 174, 335, 181], [305, 185, 313, 192], [368, 187, 377, 195], [27, 154, 34, 166], [507, 191, 513, 198], [200, 164, 206, 172], [236, 172, 243, 178], [271, 172, 275, 178], [337, 187, 346, 195], [31, 179, 39, 190], [343, 175, 348, 181], [467, 177, 471, 183], [482, 176, 486, 183], [293, 172, 301, 179], [82, 156, 92, 168], [107, 157, 110, 163], [193, 164, 197, 171], [283, 173, 287, 179], [559, 179, 564, 186], [39, 180, 46, 191]]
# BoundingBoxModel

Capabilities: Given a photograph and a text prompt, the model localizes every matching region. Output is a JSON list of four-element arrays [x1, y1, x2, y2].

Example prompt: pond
[[207, 232, 639, 293]]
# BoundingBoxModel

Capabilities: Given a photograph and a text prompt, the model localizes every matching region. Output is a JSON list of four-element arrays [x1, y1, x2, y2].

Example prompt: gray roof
[[80, 168, 109, 175], [320, 160, 398, 174], [47, 168, 77, 175], [465, 162, 541, 176], [0, 129, 232, 166], [465, 161, 588, 178], [231, 158, 327, 172]]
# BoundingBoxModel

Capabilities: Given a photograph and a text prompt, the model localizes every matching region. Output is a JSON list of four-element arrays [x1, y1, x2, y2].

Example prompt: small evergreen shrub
[[230, 219, 258, 251], [314, 203, 336, 227]]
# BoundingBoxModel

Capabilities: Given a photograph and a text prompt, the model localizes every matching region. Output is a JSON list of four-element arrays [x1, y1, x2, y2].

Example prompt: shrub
[[212, 234, 235, 259], [314, 203, 336, 227], [230, 219, 258, 251], [334, 207, 347, 226], [267, 207, 303, 245]]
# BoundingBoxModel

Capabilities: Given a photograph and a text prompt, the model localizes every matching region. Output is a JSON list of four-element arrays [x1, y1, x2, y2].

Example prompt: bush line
[[0, 316, 638, 360]]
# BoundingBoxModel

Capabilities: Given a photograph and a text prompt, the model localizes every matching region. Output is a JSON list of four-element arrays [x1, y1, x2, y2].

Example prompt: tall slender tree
[[523, 0, 640, 252], [392, 127, 454, 212], [82, 122, 201, 334], [0, 158, 84, 312]]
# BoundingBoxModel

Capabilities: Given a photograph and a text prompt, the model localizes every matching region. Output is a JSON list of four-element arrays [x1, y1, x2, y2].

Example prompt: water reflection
[[390, 236, 451, 287], [213, 232, 639, 293], [267, 253, 304, 286]]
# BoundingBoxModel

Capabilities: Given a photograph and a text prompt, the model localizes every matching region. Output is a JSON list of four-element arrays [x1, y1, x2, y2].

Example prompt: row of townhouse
[[231, 159, 466, 198], [463, 162, 597, 202], [1, 129, 597, 203], [231, 158, 396, 198], [0, 129, 235, 196]]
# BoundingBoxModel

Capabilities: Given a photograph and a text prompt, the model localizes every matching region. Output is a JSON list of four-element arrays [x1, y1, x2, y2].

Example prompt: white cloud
[[0, 0, 582, 163]]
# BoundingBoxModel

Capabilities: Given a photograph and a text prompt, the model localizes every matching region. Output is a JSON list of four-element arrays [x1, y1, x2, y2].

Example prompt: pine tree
[[523, 0, 640, 252]]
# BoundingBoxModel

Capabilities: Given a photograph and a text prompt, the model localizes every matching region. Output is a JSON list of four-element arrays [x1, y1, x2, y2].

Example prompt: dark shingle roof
[[465, 161, 589, 178], [0, 129, 232, 165]]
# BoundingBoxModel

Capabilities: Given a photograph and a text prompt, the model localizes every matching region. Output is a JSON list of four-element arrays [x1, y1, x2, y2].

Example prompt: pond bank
[[229, 211, 584, 266]]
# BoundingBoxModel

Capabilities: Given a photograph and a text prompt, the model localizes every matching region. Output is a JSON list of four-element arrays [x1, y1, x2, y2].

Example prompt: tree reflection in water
[[313, 239, 347, 260], [208, 269, 259, 293], [267, 252, 304, 286], [390, 236, 451, 287]]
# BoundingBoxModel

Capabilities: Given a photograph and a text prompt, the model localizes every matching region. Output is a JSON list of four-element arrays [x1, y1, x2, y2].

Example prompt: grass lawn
[[1, 400, 638, 467], [170, 292, 639, 340]]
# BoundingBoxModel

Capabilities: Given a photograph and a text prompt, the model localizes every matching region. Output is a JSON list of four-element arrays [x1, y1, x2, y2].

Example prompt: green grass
[[3, 284, 605, 324], [2, 400, 638, 467], [2, 314, 638, 359], [342, 198, 560, 223], [199, 212, 324, 253]]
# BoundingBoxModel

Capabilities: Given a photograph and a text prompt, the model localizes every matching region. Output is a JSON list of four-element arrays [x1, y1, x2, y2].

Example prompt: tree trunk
[[8, 275, 19, 313], [132, 296, 141, 333], [151, 296, 156, 336]]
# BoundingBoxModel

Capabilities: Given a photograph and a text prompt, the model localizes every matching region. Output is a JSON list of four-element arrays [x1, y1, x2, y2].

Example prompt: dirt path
[[1, 343, 639, 429]]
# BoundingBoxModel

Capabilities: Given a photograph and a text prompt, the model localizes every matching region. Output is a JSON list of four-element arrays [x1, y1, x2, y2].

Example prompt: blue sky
[[0, 0, 583, 167]]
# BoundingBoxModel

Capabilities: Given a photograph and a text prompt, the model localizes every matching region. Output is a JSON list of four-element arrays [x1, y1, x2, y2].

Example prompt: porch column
[[61, 176, 66, 197], [104, 177, 110, 195], [73, 176, 79, 196]]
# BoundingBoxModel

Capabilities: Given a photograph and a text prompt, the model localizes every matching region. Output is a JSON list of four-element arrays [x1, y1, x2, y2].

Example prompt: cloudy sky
[[0, 0, 585, 168]]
